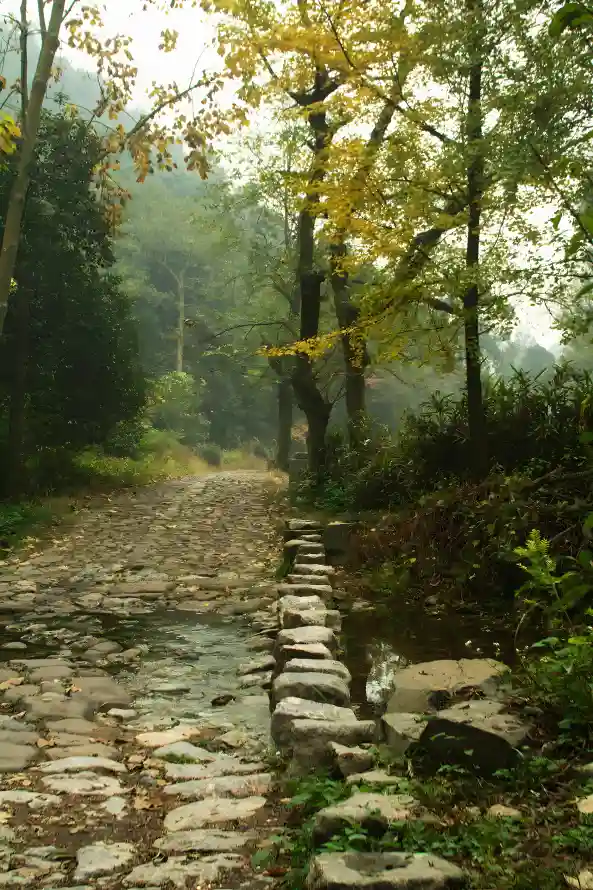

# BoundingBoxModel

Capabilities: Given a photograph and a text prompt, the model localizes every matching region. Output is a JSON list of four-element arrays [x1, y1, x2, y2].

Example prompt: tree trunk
[[463, 0, 487, 477], [276, 376, 293, 471], [329, 237, 368, 448], [0, 0, 66, 333], [291, 102, 333, 478], [176, 271, 185, 372], [5, 284, 30, 497]]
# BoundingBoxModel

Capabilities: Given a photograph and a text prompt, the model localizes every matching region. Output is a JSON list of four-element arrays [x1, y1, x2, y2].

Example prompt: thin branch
[[19, 0, 28, 118], [36, 0, 46, 38]]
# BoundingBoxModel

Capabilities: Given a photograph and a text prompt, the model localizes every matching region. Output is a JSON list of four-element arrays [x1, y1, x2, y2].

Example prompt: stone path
[[0, 472, 285, 889]]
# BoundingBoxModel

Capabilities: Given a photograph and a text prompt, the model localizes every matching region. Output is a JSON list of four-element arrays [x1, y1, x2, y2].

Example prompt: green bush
[[198, 443, 222, 466], [310, 365, 593, 512]]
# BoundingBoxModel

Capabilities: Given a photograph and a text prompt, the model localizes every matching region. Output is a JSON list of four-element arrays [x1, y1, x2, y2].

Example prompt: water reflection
[[341, 596, 518, 716]]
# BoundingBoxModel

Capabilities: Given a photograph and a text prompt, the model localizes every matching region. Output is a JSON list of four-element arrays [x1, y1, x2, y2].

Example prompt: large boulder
[[385, 659, 507, 714], [382, 713, 427, 756], [307, 852, 465, 890], [271, 672, 350, 709], [416, 700, 531, 775]]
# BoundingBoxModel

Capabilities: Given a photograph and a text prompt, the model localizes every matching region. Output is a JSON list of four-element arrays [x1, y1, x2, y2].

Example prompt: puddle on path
[[341, 598, 518, 716], [0, 610, 271, 742]]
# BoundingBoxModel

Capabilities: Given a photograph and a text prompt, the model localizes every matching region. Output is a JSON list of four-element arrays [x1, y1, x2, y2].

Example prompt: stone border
[[266, 518, 378, 775]]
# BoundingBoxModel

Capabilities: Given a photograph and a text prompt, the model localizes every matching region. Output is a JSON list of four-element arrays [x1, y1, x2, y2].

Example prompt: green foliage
[[0, 501, 55, 552], [0, 110, 145, 492], [312, 366, 593, 513], [514, 529, 593, 624], [516, 630, 593, 739], [148, 372, 209, 447], [198, 443, 222, 467]]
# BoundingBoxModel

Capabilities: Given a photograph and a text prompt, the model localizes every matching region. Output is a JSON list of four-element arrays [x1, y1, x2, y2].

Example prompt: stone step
[[154, 829, 257, 854], [271, 672, 350, 709], [164, 795, 268, 831], [162, 772, 272, 800], [312, 792, 424, 843], [289, 720, 377, 772], [271, 697, 357, 747], [277, 583, 333, 597], [284, 659, 351, 682]]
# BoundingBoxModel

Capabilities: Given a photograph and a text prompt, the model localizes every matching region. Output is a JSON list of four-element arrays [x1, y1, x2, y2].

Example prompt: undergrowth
[[254, 756, 593, 890]]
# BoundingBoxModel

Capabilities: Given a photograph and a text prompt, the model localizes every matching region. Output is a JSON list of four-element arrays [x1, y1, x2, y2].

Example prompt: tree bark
[[276, 376, 293, 471], [291, 89, 334, 478], [329, 237, 368, 447], [464, 0, 487, 477], [5, 284, 30, 497], [0, 0, 66, 333]]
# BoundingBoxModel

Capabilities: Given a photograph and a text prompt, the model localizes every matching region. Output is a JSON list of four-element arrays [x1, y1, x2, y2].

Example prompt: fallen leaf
[[133, 795, 157, 811], [0, 678, 23, 690]]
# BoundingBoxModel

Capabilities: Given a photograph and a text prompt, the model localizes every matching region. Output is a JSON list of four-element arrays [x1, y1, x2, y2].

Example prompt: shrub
[[198, 443, 222, 467], [310, 365, 593, 513]]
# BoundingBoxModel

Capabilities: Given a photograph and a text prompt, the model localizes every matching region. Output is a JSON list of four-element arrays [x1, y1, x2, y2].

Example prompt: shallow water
[[341, 597, 518, 715], [0, 609, 271, 741]]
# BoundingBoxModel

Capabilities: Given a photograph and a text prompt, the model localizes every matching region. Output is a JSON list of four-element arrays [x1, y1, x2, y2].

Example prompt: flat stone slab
[[41, 771, 127, 796], [136, 726, 200, 748], [152, 742, 218, 763], [313, 793, 421, 843], [69, 676, 132, 709], [271, 697, 357, 747], [45, 719, 117, 739], [37, 756, 126, 775], [287, 574, 331, 586], [163, 772, 272, 800], [277, 583, 333, 597], [279, 594, 325, 612], [307, 852, 465, 890], [345, 771, 404, 788], [287, 520, 323, 531], [164, 796, 267, 831], [292, 563, 335, 574], [74, 842, 136, 881], [284, 659, 351, 682], [385, 658, 507, 714], [124, 854, 244, 888], [276, 643, 333, 671], [0, 743, 37, 772], [276, 627, 337, 652], [154, 829, 257, 854], [271, 672, 350, 709], [163, 760, 265, 781], [0, 791, 59, 809], [281, 607, 341, 631]]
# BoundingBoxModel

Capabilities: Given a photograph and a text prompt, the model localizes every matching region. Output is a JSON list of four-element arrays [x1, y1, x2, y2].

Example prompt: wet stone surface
[[0, 472, 284, 890]]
